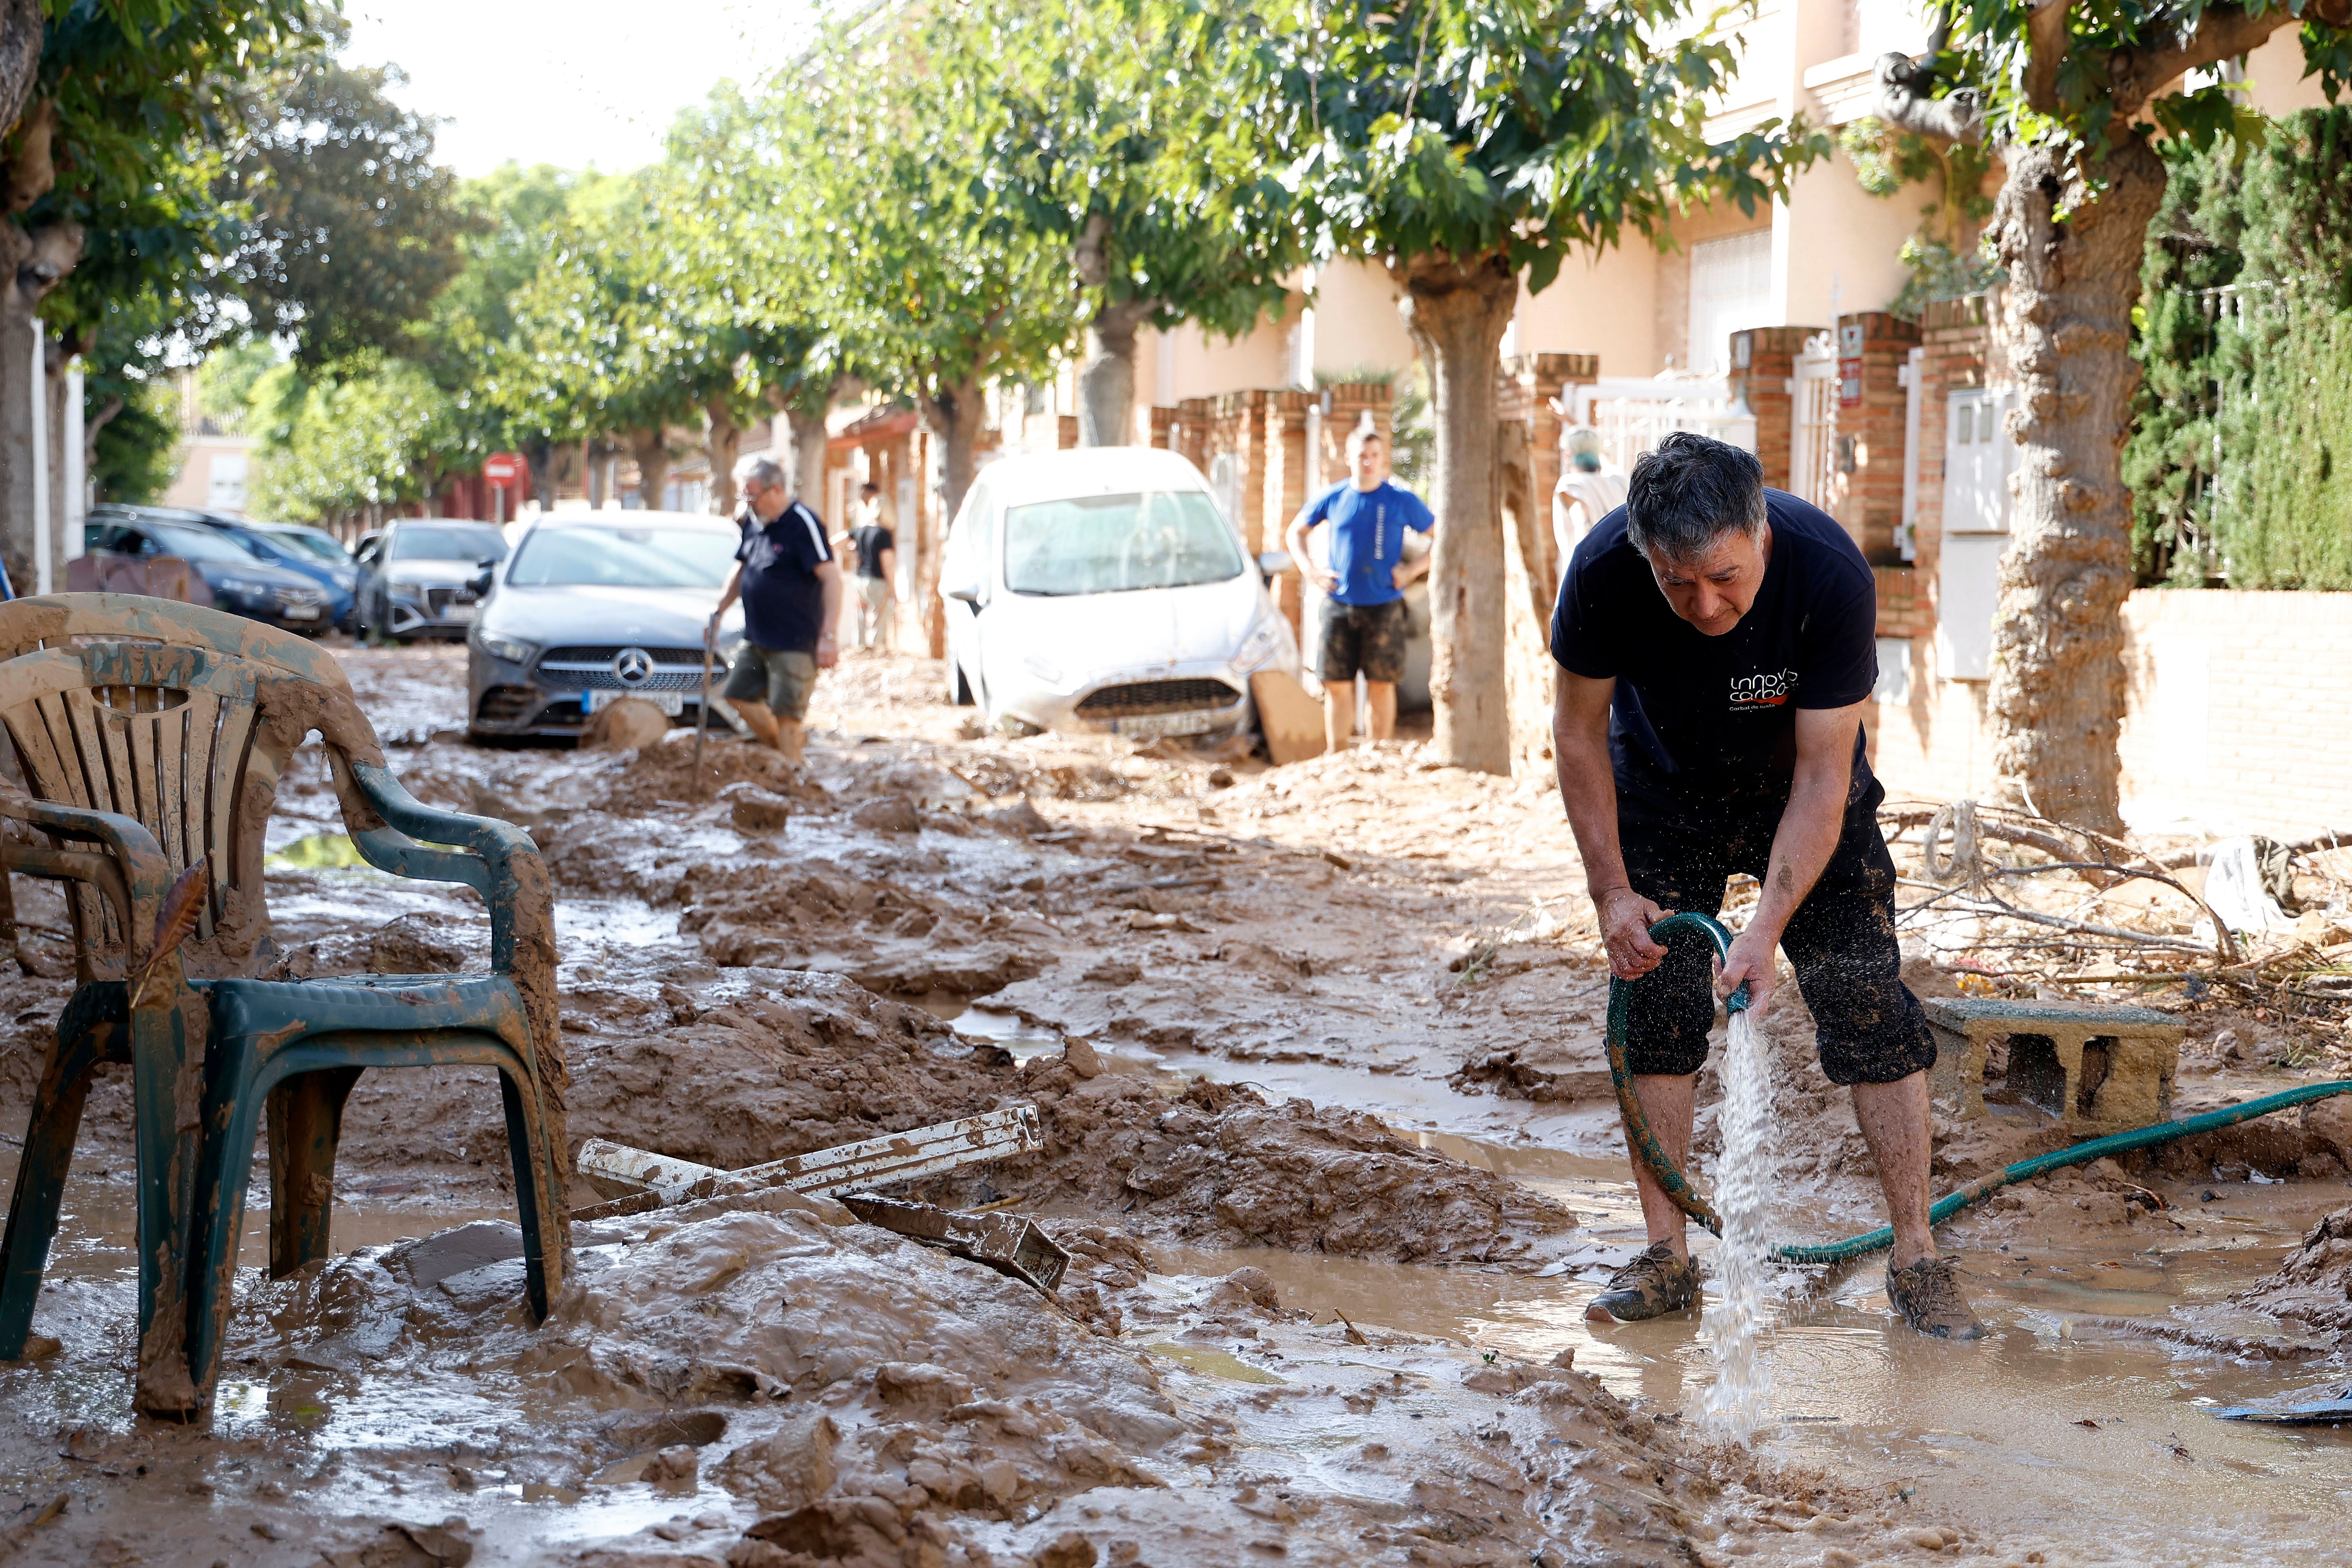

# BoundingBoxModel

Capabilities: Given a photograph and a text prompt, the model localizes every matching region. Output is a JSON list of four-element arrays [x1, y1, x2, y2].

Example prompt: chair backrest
[[0, 595, 379, 980]]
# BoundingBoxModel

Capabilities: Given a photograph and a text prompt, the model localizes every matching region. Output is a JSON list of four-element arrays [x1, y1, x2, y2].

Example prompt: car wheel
[[949, 660, 975, 707]]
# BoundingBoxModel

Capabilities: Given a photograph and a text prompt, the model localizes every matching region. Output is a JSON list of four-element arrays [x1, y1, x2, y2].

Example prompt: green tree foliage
[[920, 0, 1295, 444], [248, 354, 465, 520], [2128, 108, 2352, 588], [88, 373, 175, 502], [217, 53, 469, 367]]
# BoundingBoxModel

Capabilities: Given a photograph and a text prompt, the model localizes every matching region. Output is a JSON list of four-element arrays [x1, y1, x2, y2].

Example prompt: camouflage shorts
[[1320, 598, 1409, 684], [1615, 784, 1936, 1086]]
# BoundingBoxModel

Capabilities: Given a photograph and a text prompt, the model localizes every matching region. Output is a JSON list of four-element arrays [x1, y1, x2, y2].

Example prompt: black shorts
[[1616, 782, 1934, 1086], [1321, 599, 1409, 684]]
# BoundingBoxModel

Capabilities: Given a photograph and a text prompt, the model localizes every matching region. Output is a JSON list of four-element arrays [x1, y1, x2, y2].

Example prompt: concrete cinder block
[[1924, 998, 2182, 1133]]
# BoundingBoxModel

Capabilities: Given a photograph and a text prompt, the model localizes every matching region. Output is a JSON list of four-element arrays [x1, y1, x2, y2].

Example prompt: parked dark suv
[[83, 505, 333, 633]]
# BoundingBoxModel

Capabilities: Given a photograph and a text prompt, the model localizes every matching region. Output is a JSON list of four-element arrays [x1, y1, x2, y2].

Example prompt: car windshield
[[505, 525, 739, 588], [1002, 490, 1243, 596], [148, 524, 263, 565], [274, 529, 352, 565], [390, 525, 508, 562]]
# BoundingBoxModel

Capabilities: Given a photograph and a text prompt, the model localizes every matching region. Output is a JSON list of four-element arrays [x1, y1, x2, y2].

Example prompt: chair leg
[[266, 1067, 362, 1279], [0, 1026, 109, 1358], [496, 1069, 565, 1322], [180, 1035, 270, 1417], [127, 992, 209, 1420]]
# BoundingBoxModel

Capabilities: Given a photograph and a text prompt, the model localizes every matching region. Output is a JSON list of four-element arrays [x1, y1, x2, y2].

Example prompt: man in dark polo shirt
[[1551, 432, 1980, 1340], [709, 455, 841, 764]]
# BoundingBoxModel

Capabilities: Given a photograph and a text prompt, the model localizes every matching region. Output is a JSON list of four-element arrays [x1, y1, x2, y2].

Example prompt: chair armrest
[[0, 787, 172, 976], [342, 761, 545, 974]]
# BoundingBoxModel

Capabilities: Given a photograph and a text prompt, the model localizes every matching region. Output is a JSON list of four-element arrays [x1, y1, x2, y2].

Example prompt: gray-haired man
[[709, 455, 842, 764], [1550, 431, 1979, 1340]]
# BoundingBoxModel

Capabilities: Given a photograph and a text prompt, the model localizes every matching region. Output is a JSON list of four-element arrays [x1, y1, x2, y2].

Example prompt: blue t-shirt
[[1297, 480, 1434, 606], [735, 501, 832, 653], [1550, 489, 1878, 811]]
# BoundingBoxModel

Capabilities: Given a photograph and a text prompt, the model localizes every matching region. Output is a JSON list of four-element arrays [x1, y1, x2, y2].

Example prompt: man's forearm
[[1749, 763, 1846, 940], [1555, 725, 1632, 900], [821, 571, 845, 628]]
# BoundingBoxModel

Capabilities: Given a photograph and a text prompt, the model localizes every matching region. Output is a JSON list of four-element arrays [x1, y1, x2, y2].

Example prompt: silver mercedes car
[[465, 509, 746, 742]]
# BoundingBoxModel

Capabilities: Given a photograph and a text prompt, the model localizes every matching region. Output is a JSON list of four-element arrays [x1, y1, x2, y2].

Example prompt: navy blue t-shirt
[[735, 501, 832, 652], [1296, 479, 1434, 606], [1550, 490, 1878, 811]]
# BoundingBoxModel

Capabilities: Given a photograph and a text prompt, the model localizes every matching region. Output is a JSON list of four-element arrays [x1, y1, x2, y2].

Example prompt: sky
[[343, 0, 819, 179]]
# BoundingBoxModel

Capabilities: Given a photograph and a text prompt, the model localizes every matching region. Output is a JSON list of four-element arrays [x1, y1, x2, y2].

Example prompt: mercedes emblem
[[611, 647, 656, 687]]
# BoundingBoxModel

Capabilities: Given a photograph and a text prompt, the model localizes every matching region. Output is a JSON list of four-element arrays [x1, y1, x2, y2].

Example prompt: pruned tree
[[1174, 0, 1819, 774], [218, 54, 468, 368], [923, 0, 1295, 447], [1876, 0, 2352, 830]]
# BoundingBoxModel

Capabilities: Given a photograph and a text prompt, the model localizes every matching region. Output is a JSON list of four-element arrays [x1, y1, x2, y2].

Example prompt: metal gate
[[1568, 375, 1759, 474], [1789, 332, 1839, 511]]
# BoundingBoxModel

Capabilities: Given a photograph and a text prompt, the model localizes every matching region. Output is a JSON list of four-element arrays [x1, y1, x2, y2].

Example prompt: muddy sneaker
[[1886, 1256, 1986, 1340], [1584, 1240, 1701, 1323]]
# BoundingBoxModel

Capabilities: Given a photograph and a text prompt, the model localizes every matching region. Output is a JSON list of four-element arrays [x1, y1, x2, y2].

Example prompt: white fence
[[1567, 375, 1758, 474]]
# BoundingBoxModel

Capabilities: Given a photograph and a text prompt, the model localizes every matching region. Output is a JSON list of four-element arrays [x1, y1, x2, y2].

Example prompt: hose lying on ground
[[1604, 912, 2352, 1266]]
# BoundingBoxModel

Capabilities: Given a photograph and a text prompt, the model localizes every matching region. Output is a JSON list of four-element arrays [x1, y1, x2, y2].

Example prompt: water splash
[[1700, 1008, 1776, 1437]]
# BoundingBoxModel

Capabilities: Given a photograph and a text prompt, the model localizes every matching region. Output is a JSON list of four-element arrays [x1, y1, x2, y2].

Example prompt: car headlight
[[1022, 652, 1068, 688], [217, 576, 273, 597], [1235, 614, 1285, 672], [474, 632, 537, 664], [386, 576, 429, 595]]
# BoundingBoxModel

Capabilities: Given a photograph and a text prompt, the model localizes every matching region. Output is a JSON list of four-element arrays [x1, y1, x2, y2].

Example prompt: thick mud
[[4, 643, 2352, 1566]]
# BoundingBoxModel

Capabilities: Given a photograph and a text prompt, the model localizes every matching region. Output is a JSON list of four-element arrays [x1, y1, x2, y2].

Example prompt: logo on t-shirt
[[1729, 668, 1799, 709]]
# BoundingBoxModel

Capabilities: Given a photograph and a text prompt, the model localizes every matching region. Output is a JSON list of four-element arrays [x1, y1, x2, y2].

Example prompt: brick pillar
[[1317, 381, 1393, 475], [1057, 414, 1079, 450], [1498, 352, 1600, 588], [1149, 407, 1175, 450], [1730, 326, 1824, 492], [1835, 311, 1923, 568], [1261, 391, 1313, 551], [1204, 390, 1269, 549], [1172, 397, 1210, 472]]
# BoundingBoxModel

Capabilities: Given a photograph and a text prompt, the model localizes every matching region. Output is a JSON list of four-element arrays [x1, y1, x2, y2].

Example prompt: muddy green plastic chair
[[0, 594, 568, 1418]]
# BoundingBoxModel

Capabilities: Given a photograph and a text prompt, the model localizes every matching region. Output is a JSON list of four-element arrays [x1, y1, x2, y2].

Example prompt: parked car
[[182, 514, 360, 632], [355, 520, 511, 641], [938, 447, 1299, 742], [464, 509, 745, 741], [82, 505, 333, 633]]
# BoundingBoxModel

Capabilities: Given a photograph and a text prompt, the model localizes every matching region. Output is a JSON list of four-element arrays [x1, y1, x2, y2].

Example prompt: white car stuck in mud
[[938, 447, 1300, 742]]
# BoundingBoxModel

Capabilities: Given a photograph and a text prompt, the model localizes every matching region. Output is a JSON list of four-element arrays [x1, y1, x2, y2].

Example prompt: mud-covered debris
[[839, 1193, 1072, 1294], [579, 697, 671, 751], [2235, 1205, 2352, 1334], [1061, 1035, 1104, 1078], [983, 797, 1052, 836], [849, 794, 921, 834], [722, 781, 793, 833]]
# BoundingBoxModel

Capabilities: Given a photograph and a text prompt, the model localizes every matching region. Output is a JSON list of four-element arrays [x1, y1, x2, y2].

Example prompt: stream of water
[[1698, 1007, 1775, 1437]]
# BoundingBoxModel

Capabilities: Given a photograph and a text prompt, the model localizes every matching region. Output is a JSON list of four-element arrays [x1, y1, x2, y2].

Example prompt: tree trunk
[[43, 336, 66, 556], [627, 428, 670, 512], [84, 391, 122, 479], [1394, 251, 1518, 776], [1985, 139, 2167, 835], [784, 402, 830, 517], [1077, 301, 1153, 447], [524, 437, 556, 515], [0, 220, 80, 596], [704, 397, 742, 516], [921, 376, 984, 534]]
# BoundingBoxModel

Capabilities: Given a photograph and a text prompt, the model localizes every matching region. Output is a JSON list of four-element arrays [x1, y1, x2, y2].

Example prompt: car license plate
[[1112, 711, 1219, 739], [584, 688, 684, 716], [283, 605, 320, 620], [441, 603, 477, 623]]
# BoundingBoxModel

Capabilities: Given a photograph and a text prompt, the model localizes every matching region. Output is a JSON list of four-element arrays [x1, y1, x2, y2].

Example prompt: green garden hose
[[1603, 912, 2352, 1265]]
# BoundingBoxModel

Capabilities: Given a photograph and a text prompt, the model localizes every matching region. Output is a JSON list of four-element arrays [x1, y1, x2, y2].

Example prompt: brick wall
[[1834, 311, 1920, 565], [1729, 326, 1824, 492]]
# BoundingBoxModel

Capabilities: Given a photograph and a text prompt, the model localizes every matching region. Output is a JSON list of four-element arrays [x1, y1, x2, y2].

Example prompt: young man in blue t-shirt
[[1282, 425, 1434, 754], [1551, 431, 1978, 1341]]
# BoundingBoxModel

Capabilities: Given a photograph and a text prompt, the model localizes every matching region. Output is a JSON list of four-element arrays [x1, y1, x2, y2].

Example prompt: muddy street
[[6, 643, 2352, 1568]]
